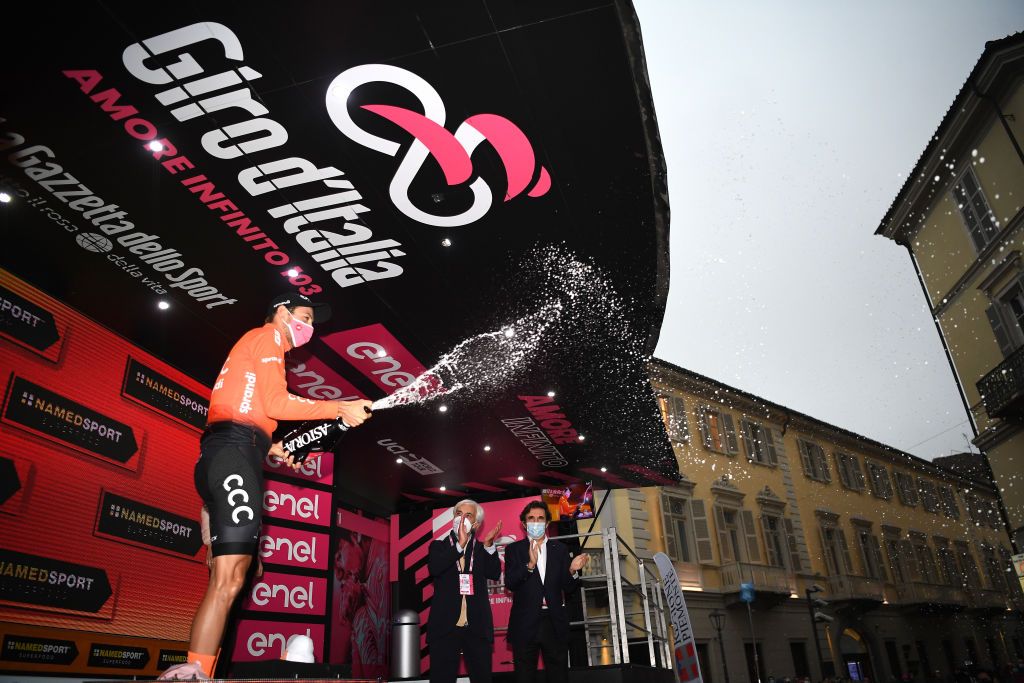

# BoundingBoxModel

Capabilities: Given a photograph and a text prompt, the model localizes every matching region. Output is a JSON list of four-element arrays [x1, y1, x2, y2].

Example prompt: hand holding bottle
[[337, 400, 373, 427]]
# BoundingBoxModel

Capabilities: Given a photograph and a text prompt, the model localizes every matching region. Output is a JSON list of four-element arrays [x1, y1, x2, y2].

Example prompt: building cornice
[[977, 249, 1023, 295], [649, 358, 996, 493], [755, 486, 786, 511], [710, 475, 745, 503], [974, 417, 1023, 452]]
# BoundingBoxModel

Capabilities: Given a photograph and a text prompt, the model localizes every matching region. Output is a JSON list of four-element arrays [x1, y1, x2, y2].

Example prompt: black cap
[[267, 292, 332, 323]]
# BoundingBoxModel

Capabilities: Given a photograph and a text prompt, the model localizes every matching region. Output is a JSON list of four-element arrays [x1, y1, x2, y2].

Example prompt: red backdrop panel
[[0, 269, 210, 676]]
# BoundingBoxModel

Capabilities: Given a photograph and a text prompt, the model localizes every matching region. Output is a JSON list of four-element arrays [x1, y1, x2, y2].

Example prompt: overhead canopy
[[0, 0, 675, 512]]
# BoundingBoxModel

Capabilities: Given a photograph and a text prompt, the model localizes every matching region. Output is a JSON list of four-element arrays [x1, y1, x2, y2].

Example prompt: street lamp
[[805, 584, 831, 681], [709, 609, 731, 683]]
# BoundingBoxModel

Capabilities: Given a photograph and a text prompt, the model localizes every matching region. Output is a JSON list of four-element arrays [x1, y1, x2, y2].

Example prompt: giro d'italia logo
[[76, 232, 113, 253], [325, 64, 551, 228]]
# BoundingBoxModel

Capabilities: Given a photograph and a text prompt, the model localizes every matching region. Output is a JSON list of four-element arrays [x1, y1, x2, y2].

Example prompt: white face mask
[[452, 516, 472, 536]]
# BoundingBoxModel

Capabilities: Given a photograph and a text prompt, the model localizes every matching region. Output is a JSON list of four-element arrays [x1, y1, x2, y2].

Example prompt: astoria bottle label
[[279, 419, 350, 464]]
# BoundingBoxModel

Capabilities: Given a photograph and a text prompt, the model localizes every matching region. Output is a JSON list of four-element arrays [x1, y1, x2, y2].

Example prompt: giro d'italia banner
[[0, 0, 678, 514], [0, 270, 212, 677], [654, 552, 703, 683]]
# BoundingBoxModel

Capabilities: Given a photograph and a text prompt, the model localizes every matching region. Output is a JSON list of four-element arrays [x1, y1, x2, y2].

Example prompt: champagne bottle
[[279, 419, 350, 465]]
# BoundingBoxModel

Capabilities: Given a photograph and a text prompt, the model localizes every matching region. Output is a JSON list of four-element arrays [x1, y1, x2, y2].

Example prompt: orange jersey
[[207, 323, 336, 439]]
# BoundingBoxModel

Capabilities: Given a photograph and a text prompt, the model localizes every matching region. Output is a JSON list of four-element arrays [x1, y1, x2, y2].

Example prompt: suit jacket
[[504, 537, 580, 647], [426, 532, 502, 642]]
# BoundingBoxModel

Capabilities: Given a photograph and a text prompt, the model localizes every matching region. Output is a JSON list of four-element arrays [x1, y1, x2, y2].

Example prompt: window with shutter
[[673, 396, 690, 444], [657, 396, 672, 442], [952, 167, 999, 252], [986, 304, 1017, 358], [800, 440, 831, 482], [867, 461, 893, 500], [741, 419, 777, 466], [855, 527, 885, 579], [698, 405, 713, 449], [855, 528, 870, 576], [988, 501, 1003, 529], [722, 413, 739, 454], [768, 429, 781, 466], [660, 494, 679, 562], [999, 281, 1024, 349], [850, 457, 866, 490], [714, 505, 733, 563], [761, 515, 781, 567], [935, 543, 961, 587], [912, 541, 938, 584], [741, 420, 755, 462], [836, 452, 865, 491], [658, 395, 691, 446], [799, 439, 815, 477], [979, 544, 1003, 591], [964, 493, 979, 522], [783, 517, 802, 571], [661, 492, 696, 563], [899, 539, 919, 582], [817, 448, 831, 482], [835, 453, 852, 489], [885, 539, 904, 583], [820, 526, 853, 576], [836, 528, 854, 574], [895, 472, 918, 506], [918, 478, 939, 513], [820, 527, 839, 575], [954, 542, 981, 589], [868, 462, 880, 497], [870, 535, 887, 581], [998, 546, 1020, 594], [937, 486, 960, 519], [689, 499, 714, 563], [741, 509, 761, 562], [700, 406, 739, 455]]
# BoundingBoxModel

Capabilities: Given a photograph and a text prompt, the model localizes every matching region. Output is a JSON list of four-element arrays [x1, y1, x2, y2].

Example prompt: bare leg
[[188, 553, 252, 654]]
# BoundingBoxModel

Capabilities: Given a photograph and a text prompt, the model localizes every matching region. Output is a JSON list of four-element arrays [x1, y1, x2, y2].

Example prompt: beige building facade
[[874, 33, 1024, 549], [585, 359, 1023, 683]]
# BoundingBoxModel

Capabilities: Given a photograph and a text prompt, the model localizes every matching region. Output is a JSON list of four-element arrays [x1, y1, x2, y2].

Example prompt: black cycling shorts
[[194, 422, 271, 557]]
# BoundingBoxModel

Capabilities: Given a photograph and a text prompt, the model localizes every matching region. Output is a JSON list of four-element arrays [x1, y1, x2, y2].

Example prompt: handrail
[[499, 526, 674, 671]]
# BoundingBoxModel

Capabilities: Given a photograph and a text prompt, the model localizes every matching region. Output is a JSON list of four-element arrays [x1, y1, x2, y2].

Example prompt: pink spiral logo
[[326, 64, 551, 227]]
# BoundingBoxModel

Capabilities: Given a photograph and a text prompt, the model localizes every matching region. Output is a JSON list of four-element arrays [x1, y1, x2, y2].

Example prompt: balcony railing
[[827, 574, 884, 602], [967, 587, 1009, 611], [884, 581, 968, 607], [720, 562, 796, 595], [978, 345, 1024, 419]]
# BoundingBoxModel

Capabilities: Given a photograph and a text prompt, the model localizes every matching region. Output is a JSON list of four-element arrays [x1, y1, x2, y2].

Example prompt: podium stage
[[84, 663, 676, 683]]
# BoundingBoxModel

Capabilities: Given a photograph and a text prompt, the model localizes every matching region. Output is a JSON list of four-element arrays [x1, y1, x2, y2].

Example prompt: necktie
[[456, 553, 468, 627]]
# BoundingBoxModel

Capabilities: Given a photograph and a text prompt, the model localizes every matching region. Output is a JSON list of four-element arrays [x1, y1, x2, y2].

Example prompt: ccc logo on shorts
[[223, 474, 255, 523]]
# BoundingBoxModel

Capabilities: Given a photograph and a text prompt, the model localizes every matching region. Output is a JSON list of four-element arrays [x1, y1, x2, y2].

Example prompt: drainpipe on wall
[[900, 241, 1019, 552], [972, 79, 1024, 552], [900, 242, 978, 437]]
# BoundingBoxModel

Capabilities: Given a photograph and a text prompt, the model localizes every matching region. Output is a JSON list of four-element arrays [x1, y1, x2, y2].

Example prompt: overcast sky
[[637, 1, 1024, 460]]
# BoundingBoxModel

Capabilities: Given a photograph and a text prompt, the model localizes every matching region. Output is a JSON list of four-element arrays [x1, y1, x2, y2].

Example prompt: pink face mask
[[286, 313, 315, 348]]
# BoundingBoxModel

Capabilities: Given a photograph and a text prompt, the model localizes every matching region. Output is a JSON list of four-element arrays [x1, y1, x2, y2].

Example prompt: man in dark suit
[[427, 499, 503, 683], [505, 500, 590, 683]]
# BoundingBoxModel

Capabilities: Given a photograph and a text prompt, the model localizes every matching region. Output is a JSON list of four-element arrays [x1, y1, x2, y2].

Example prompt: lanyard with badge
[[450, 535, 475, 596]]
